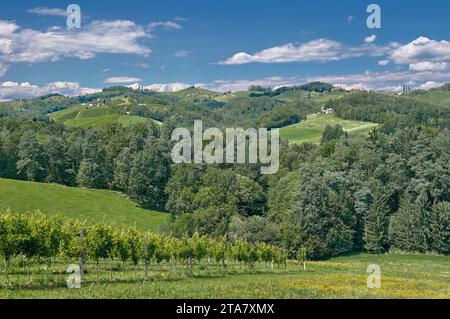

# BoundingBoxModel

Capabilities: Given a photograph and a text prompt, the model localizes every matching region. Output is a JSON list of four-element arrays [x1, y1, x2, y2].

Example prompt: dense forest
[[331, 92, 450, 132], [0, 86, 449, 260]]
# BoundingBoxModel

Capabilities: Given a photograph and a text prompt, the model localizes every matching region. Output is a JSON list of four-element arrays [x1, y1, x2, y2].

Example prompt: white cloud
[[304, 70, 450, 92], [0, 81, 100, 99], [0, 19, 152, 76], [219, 35, 450, 68], [148, 21, 182, 32], [204, 68, 450, 93], [219, 38, 391, 65], [0, 18, 182, 77], [174, 50, 189, 58], [0, 20, 19, 36], [28, 7, 68, 17], [391, 37, 450, 66], [347, 16, 355, 23], [364, 35, 377, 44], [104, 77, 142, 84], [409, 61, 448, 71], [206, 77, 293, 92], [144, 83, 191, 92], [417, 81, 443, 90]]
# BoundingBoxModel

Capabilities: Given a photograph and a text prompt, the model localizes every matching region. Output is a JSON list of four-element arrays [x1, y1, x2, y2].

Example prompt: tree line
[[0, 212, 288, 279], [1, 95, 449, 260], [331, 92, 450, 132]]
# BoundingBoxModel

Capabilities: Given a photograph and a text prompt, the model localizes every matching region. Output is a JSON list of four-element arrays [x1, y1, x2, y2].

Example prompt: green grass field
[[1, 253, 448, 299], [280, 113, 379, 144], [48, 103, 153, 128], [275, 90, 345, 105], [411, 91, 450, 106], [0, 178, 169, 231]]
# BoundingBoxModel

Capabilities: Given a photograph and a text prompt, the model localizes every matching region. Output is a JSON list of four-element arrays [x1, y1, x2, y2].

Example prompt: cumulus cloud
[[390, 37, 450, 68], [303, 70, 450, 92], [0, 19, 151, 76], [104, 77, 142, 84], [144, 83, 191, 92], [219, 36, 450, 69], [0, 81, 101, 99], [28, 7, 68, 17], [0, 18, 183, 77], [409, 61, 448, 71], [0, 20, 20, 36], [417, 81, 443, 90], [203, 68, 450, 93], [219, 38, 391, 65], [364, 35, 377, 43], [128, 82, 192, 92], [205, 77, 291, 92]]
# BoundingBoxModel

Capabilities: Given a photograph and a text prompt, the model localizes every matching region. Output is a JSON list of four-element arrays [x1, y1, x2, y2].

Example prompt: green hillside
[[168, 86, 222, 102], [0, 178, 169, 231], [412, 91, 450, 106], [280, 113, 379, 144], [49, 104, 152, 128], [275, 90, 345, 106]]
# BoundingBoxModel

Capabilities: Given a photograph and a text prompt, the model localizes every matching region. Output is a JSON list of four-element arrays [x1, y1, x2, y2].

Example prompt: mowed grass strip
[[280, 114, 380, 144], [0, 178, 169, 231], [1, 253, 448, 299]]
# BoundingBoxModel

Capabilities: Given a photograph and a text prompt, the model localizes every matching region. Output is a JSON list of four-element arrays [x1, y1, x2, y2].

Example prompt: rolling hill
[[48, 101, 155, 128], [168, 86, 222, 102], [411, 91, 450, 106], [0, 178, 169, 231], [280, 113, 379, 144], [3, 82, 449, 133]]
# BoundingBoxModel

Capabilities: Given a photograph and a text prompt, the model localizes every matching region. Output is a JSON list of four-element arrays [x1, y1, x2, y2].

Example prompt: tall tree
[[389, 192, 428, 253], [44, 136, 67, 184], [363, 193, 390, 253], [128, 139, 171, 210], [112, 147, 133, 192], [76, 131, 108, 189], [16, 131, 45, 181], [425, 202, 450, 254]]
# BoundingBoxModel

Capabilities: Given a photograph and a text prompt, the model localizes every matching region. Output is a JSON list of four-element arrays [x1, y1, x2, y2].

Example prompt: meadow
[[1, 253, 448, 299], [280, 113, 379, 144], [411, 91, 450, 106], [48, 101, 152, 128], [0, 178, 169, 231]]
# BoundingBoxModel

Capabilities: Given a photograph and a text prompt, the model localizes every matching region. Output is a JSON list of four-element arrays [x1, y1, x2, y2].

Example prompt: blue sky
[[1, 0, 450, 98]]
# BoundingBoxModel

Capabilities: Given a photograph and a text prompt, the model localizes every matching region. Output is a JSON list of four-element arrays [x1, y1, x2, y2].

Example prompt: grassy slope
[[169, 87, 221, 99], [280, 113, 379, 144], [276, 90, 345, 106], [0, 178, 169, 231], [2, 253, 448, 298], [49, 105, 152, 128], [411, 91, 450, 106]]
